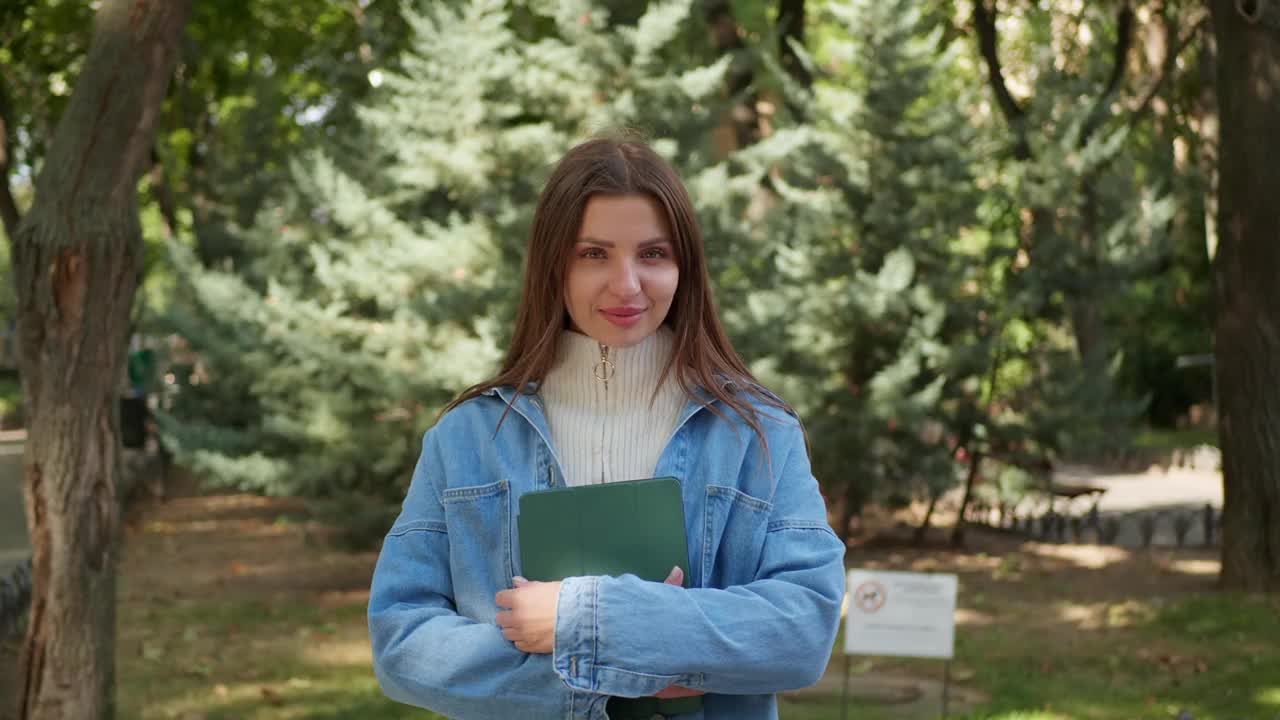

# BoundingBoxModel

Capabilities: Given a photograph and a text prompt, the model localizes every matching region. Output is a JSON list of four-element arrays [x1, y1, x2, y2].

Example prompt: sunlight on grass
[[1166, 558, 1220, 575], [1255, 687, 1280, 706], [115, 598, 415, 720], [1024, 543, 1130, 569], [300, 637, 373, 668], [983, 707, 1075, 712]]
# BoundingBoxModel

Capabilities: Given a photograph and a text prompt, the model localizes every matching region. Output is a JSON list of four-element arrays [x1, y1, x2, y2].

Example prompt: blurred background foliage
[[0, 0, 1218, 544]]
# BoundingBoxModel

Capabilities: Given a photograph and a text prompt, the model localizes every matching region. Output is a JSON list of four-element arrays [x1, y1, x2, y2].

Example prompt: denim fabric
[[368, 384, 846, 719]]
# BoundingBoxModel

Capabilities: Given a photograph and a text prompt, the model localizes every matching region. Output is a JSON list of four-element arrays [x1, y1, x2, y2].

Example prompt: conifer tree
[[158, 0, 749, 510]]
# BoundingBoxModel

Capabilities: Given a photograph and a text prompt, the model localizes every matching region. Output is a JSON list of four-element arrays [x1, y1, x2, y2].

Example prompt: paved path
[[1042, 449, 1223, 547], [0, 434, 26, 580], [1055, 446, 1223, 514]]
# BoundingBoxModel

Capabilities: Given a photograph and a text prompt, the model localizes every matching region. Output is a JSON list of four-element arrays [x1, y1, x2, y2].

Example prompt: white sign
[[844, 569, 958, 659]]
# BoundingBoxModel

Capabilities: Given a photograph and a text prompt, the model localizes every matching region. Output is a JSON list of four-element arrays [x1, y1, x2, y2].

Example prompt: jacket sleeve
[[552, 421, 847, 697], [368, 429, 607, 720]]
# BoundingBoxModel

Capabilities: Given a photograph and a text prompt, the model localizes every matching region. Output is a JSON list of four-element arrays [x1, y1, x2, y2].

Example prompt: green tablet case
[[517, 476, 702, 717]]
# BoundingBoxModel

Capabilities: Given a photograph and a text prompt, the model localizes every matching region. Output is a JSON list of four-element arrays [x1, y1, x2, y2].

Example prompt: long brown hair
[[443, 133, 792, 451]]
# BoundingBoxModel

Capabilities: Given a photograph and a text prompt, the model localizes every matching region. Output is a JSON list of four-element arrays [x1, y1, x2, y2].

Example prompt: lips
[[600, 306, 646, 327], [601, 306, 645, 317]]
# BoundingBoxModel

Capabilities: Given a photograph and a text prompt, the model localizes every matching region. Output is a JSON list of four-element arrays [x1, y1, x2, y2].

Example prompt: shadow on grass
[[115, 487, 1274, 720], [114, 588, 1279, 720], [116, 597, 433, 719]]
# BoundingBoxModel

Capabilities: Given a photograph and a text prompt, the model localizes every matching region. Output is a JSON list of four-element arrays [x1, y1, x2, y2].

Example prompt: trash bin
[[119, 396, 147, 449]]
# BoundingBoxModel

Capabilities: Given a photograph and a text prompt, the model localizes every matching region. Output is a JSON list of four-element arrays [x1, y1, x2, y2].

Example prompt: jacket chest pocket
[[441, 480, 512, 620], [702, 484, 772, 588]]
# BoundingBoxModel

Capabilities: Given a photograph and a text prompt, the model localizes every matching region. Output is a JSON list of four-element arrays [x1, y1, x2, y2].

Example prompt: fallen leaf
[[213, 684, 229, 698]]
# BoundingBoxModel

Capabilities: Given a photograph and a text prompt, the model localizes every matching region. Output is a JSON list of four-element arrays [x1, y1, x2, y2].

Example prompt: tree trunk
[[1070, 183, 1109, 364], [1209, 0, 1280, 593], [11, 2, 190, 718], [837, 473, 865, 543], [914, 490, 939, 546], [950, 449, 983, 548], [777, 0, 811, 119]]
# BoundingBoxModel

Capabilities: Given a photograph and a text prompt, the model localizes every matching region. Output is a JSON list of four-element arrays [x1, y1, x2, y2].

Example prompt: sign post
[[842, 569, 959, 718]]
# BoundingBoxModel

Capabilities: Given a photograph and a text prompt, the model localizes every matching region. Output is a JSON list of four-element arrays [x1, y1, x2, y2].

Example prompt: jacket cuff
[[554, 575, 599, 691]]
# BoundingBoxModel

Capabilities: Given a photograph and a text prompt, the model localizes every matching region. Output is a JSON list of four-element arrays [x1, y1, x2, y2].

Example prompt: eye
[[579, 247, 606, 259], [640, 246, 670, 260]]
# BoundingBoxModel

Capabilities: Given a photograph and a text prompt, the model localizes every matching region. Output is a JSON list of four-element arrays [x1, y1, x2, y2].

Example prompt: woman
[[368, 136, 846, 719]]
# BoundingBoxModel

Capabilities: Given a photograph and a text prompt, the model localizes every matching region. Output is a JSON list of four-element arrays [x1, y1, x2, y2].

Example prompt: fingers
[[663, 565, 684, 587], [654, 684, 706, 699], [496, 608, 523, 645], [497, 576, 536, 606]]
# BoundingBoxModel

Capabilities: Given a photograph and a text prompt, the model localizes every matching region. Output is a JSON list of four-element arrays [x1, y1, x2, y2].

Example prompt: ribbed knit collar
[[542, 326, 678, 406]]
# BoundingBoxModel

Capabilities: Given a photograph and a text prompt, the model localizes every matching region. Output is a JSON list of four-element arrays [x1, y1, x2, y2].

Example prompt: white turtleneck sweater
[[539, 326, 687, 487]]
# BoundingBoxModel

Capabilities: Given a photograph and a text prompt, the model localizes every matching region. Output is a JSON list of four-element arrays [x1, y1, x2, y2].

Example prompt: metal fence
[[965, 501, 1221, 548], [0, 557, 30, 642]]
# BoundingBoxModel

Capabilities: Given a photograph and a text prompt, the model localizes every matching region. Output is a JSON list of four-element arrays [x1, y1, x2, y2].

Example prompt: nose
[[608, 258, 641, 296]]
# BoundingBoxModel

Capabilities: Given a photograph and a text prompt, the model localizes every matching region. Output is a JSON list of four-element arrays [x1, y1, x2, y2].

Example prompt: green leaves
[[876, 248, 916, 294]]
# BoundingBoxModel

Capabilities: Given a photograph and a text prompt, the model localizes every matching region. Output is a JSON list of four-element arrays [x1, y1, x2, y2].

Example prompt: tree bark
[[914, 490, 939, 545], [10, 1, 190, 718], [1209, 0, 1280, 593]]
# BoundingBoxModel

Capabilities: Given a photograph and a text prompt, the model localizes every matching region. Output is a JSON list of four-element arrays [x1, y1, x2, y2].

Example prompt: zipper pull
[[594, 342, 614, 391]]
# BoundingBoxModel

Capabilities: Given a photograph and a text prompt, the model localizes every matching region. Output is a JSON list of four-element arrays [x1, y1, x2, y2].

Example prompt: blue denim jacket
[[368, 384, 846, 719]]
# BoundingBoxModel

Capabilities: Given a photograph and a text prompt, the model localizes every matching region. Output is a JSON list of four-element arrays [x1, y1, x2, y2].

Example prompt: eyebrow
[[577, 236, 672, 248]]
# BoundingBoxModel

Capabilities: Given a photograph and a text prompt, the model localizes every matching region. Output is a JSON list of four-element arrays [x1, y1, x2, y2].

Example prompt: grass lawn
[[0, 373, 21, 428], [1133, 427, 1219, 451], [110, 479, 1277, 720]]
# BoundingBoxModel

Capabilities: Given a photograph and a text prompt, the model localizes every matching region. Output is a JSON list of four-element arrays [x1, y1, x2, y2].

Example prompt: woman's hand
[[495, 577, 560, 654], [495, 567, 703, 700]]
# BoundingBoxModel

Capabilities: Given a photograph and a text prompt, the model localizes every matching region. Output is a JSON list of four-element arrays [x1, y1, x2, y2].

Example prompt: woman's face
[[564, 194, 679, 348]]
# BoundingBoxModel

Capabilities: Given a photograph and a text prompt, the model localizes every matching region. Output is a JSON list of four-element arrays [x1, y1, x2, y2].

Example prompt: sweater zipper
[[598, 343, 609, 484]]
